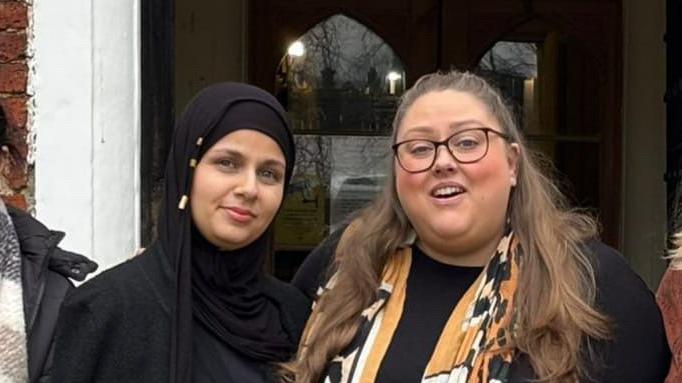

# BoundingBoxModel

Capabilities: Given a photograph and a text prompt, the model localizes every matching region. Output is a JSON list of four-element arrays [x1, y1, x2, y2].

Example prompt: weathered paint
[[31, 0, 140, 272]]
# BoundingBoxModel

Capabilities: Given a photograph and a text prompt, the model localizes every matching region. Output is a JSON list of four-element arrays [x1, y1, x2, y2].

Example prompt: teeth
[[433, 186, 463, 197]]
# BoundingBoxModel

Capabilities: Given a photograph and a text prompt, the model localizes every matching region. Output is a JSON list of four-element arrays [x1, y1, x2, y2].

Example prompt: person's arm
[[657, 267, 682, 382], [589, 241, 671, 382], [291, 227, 345, 301], [51, 287, 118, 383]]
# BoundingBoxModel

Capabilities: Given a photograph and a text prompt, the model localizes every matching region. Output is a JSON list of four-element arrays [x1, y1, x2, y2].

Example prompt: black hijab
[[158, 83, 296, 383]]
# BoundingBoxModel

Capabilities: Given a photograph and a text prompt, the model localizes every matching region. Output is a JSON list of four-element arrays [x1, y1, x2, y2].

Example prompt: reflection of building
[[1, 0, 674, 288], [288, 87, 398, 134], [330, 174, 387, 232]]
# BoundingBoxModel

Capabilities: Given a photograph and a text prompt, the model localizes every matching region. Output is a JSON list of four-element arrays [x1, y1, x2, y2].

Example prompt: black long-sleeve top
[[293, 230, 671, 382], [52, 244, 310, 383]]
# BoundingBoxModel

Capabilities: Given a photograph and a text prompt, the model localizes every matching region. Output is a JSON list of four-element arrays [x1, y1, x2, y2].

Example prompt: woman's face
[[190, 129, 286, 250], [395, 90, 519, 263]]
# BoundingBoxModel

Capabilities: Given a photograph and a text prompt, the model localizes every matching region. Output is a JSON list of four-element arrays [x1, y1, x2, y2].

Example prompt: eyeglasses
[[392, 127, 511, 173]]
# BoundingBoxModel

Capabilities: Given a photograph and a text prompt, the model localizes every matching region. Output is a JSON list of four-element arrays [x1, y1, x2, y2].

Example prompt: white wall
[[622, 0, 667, 289], [31, 0, 140, 272]]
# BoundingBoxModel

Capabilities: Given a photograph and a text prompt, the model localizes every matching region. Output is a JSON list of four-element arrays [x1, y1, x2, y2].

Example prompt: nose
[[432, 144, 458, 173], [234, 170, 258, 200]]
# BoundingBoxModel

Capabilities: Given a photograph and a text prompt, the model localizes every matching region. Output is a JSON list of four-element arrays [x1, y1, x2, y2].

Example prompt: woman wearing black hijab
[[52, 83, 310, 383]]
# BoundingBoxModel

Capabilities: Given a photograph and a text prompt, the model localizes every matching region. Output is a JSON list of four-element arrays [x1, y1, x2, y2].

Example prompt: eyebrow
[[401, 119, 487, 137], [260, 158, 286, 169], [210, 148, 285, 168]]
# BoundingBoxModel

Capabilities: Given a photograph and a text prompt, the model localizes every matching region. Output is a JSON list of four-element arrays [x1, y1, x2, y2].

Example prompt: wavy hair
[[667, 232, 682, 270], [282, 71, 611, 382]]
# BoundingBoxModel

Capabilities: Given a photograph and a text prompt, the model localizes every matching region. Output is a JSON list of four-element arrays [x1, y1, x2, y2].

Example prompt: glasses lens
[[448, 129, 488, 163], [397, 140, 435, 172], [395, 129, 491, 172]]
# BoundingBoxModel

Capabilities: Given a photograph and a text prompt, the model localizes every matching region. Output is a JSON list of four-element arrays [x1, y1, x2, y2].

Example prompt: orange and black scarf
[[304, 228, 521, 383]]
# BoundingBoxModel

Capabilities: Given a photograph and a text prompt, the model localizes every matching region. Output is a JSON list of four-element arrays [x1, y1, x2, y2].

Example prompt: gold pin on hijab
[[178, 195, 189, 210]]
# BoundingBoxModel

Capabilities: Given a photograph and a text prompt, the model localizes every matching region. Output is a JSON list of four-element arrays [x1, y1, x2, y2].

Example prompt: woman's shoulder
[[261, 275, 311, 343], [581, 240, 671, 381], [583, 241, 653, 296], [262, 274, 309, 308], [63, 245, 170, 314], [581, 240, 657, 310], [291, 226, 346, 300]]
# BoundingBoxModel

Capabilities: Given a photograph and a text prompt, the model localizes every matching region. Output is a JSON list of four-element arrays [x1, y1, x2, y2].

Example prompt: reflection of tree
[[285, 15, 404, 135], [477, 41, 538, 130], [291, 135, 331, 189], [291, 136, 390, 191], [355, 136, 391, 174], [299, 15, 400, 89], [306, 19, 342, 70], [479, 42, 538, 78]]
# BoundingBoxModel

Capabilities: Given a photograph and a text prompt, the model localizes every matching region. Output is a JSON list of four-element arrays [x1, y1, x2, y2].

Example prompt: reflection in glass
[[478, 41, 539, 134], [276, 14, 406, 135], [477, 38, 602, 218], [273, 134, 391, 247], [274, 14, 405, 253]]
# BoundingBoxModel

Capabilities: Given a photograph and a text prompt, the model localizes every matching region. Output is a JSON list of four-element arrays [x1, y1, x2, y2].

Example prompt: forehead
[[399, 90, 498, 135]]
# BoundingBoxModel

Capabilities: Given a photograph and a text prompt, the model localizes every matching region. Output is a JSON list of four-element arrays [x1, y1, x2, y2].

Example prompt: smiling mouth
[[226, 207, 255, 217], [431, 186, 465, 199], [223, 206, 256, 223]]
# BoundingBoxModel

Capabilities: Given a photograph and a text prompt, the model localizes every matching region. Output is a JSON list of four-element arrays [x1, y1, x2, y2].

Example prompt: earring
[[510, 177, 517, 186]]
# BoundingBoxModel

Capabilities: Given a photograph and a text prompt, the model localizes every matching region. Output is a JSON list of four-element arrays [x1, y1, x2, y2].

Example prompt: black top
[[53, 244, 310, 383], [192, 320, 270, 382], [293, 232, 671, 383], [375, 246, 483, 383]]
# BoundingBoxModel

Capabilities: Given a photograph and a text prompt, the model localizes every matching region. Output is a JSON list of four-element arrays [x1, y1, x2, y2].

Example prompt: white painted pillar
[[31, 0, 140, 272]]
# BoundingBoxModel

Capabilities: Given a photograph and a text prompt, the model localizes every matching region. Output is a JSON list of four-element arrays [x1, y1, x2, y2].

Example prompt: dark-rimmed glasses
[[392, 127, 511, 173]]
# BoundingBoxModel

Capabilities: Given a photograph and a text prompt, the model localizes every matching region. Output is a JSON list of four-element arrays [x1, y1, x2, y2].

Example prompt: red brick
[[1, 194, 27, 210], [0, 3, 28, 30], [5, 168, 27, 189], [6, 123, 27, 156], [0, 63, 27, 93], [0, 96, 27, 127], [0, 31, 26, 62]]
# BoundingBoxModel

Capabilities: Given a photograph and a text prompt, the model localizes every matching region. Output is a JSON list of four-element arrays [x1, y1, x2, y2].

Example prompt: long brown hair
[[667, 232, 682, 270], [283, 71, 610, 382]]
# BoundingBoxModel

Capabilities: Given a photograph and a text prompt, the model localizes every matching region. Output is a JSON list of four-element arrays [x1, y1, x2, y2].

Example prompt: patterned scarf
[[0, 200, 28, 382], [307, 228, 521, 383]]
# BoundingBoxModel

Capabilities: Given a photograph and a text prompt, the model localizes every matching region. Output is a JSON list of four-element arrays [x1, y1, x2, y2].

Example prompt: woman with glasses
[[284, 71, 670, 382]]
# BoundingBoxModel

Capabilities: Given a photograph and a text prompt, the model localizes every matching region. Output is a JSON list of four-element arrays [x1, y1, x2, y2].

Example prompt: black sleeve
[[51, 287, 117, 383], [291, 227, 345, 300], [588, 241, 671, 383], [29, 271, 72, 383]]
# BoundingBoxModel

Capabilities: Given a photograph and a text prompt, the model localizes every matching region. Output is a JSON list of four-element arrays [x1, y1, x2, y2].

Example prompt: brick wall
[[0, 0, 29, 210]]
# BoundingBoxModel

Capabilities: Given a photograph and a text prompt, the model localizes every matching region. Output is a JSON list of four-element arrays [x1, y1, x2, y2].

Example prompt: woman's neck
[[416, 233, 503, 267]]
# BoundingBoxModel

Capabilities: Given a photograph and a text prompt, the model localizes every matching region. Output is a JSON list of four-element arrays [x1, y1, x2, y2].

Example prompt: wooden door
[[248, 1, 622, 279]]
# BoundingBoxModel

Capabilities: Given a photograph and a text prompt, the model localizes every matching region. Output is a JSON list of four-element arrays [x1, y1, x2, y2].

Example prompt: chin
[[416, 223, 466, 241], [212, 232, 247, 250]]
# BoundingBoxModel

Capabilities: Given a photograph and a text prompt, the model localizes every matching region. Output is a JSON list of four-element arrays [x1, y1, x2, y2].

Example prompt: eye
[[451, 135, 482, 151], [406, 141, 434, 157], [217, 158, 237, 168], [258, 168, 282, 184]]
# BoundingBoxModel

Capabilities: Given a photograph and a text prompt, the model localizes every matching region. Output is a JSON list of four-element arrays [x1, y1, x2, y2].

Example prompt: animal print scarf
[[307, 228, 521, 383]]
